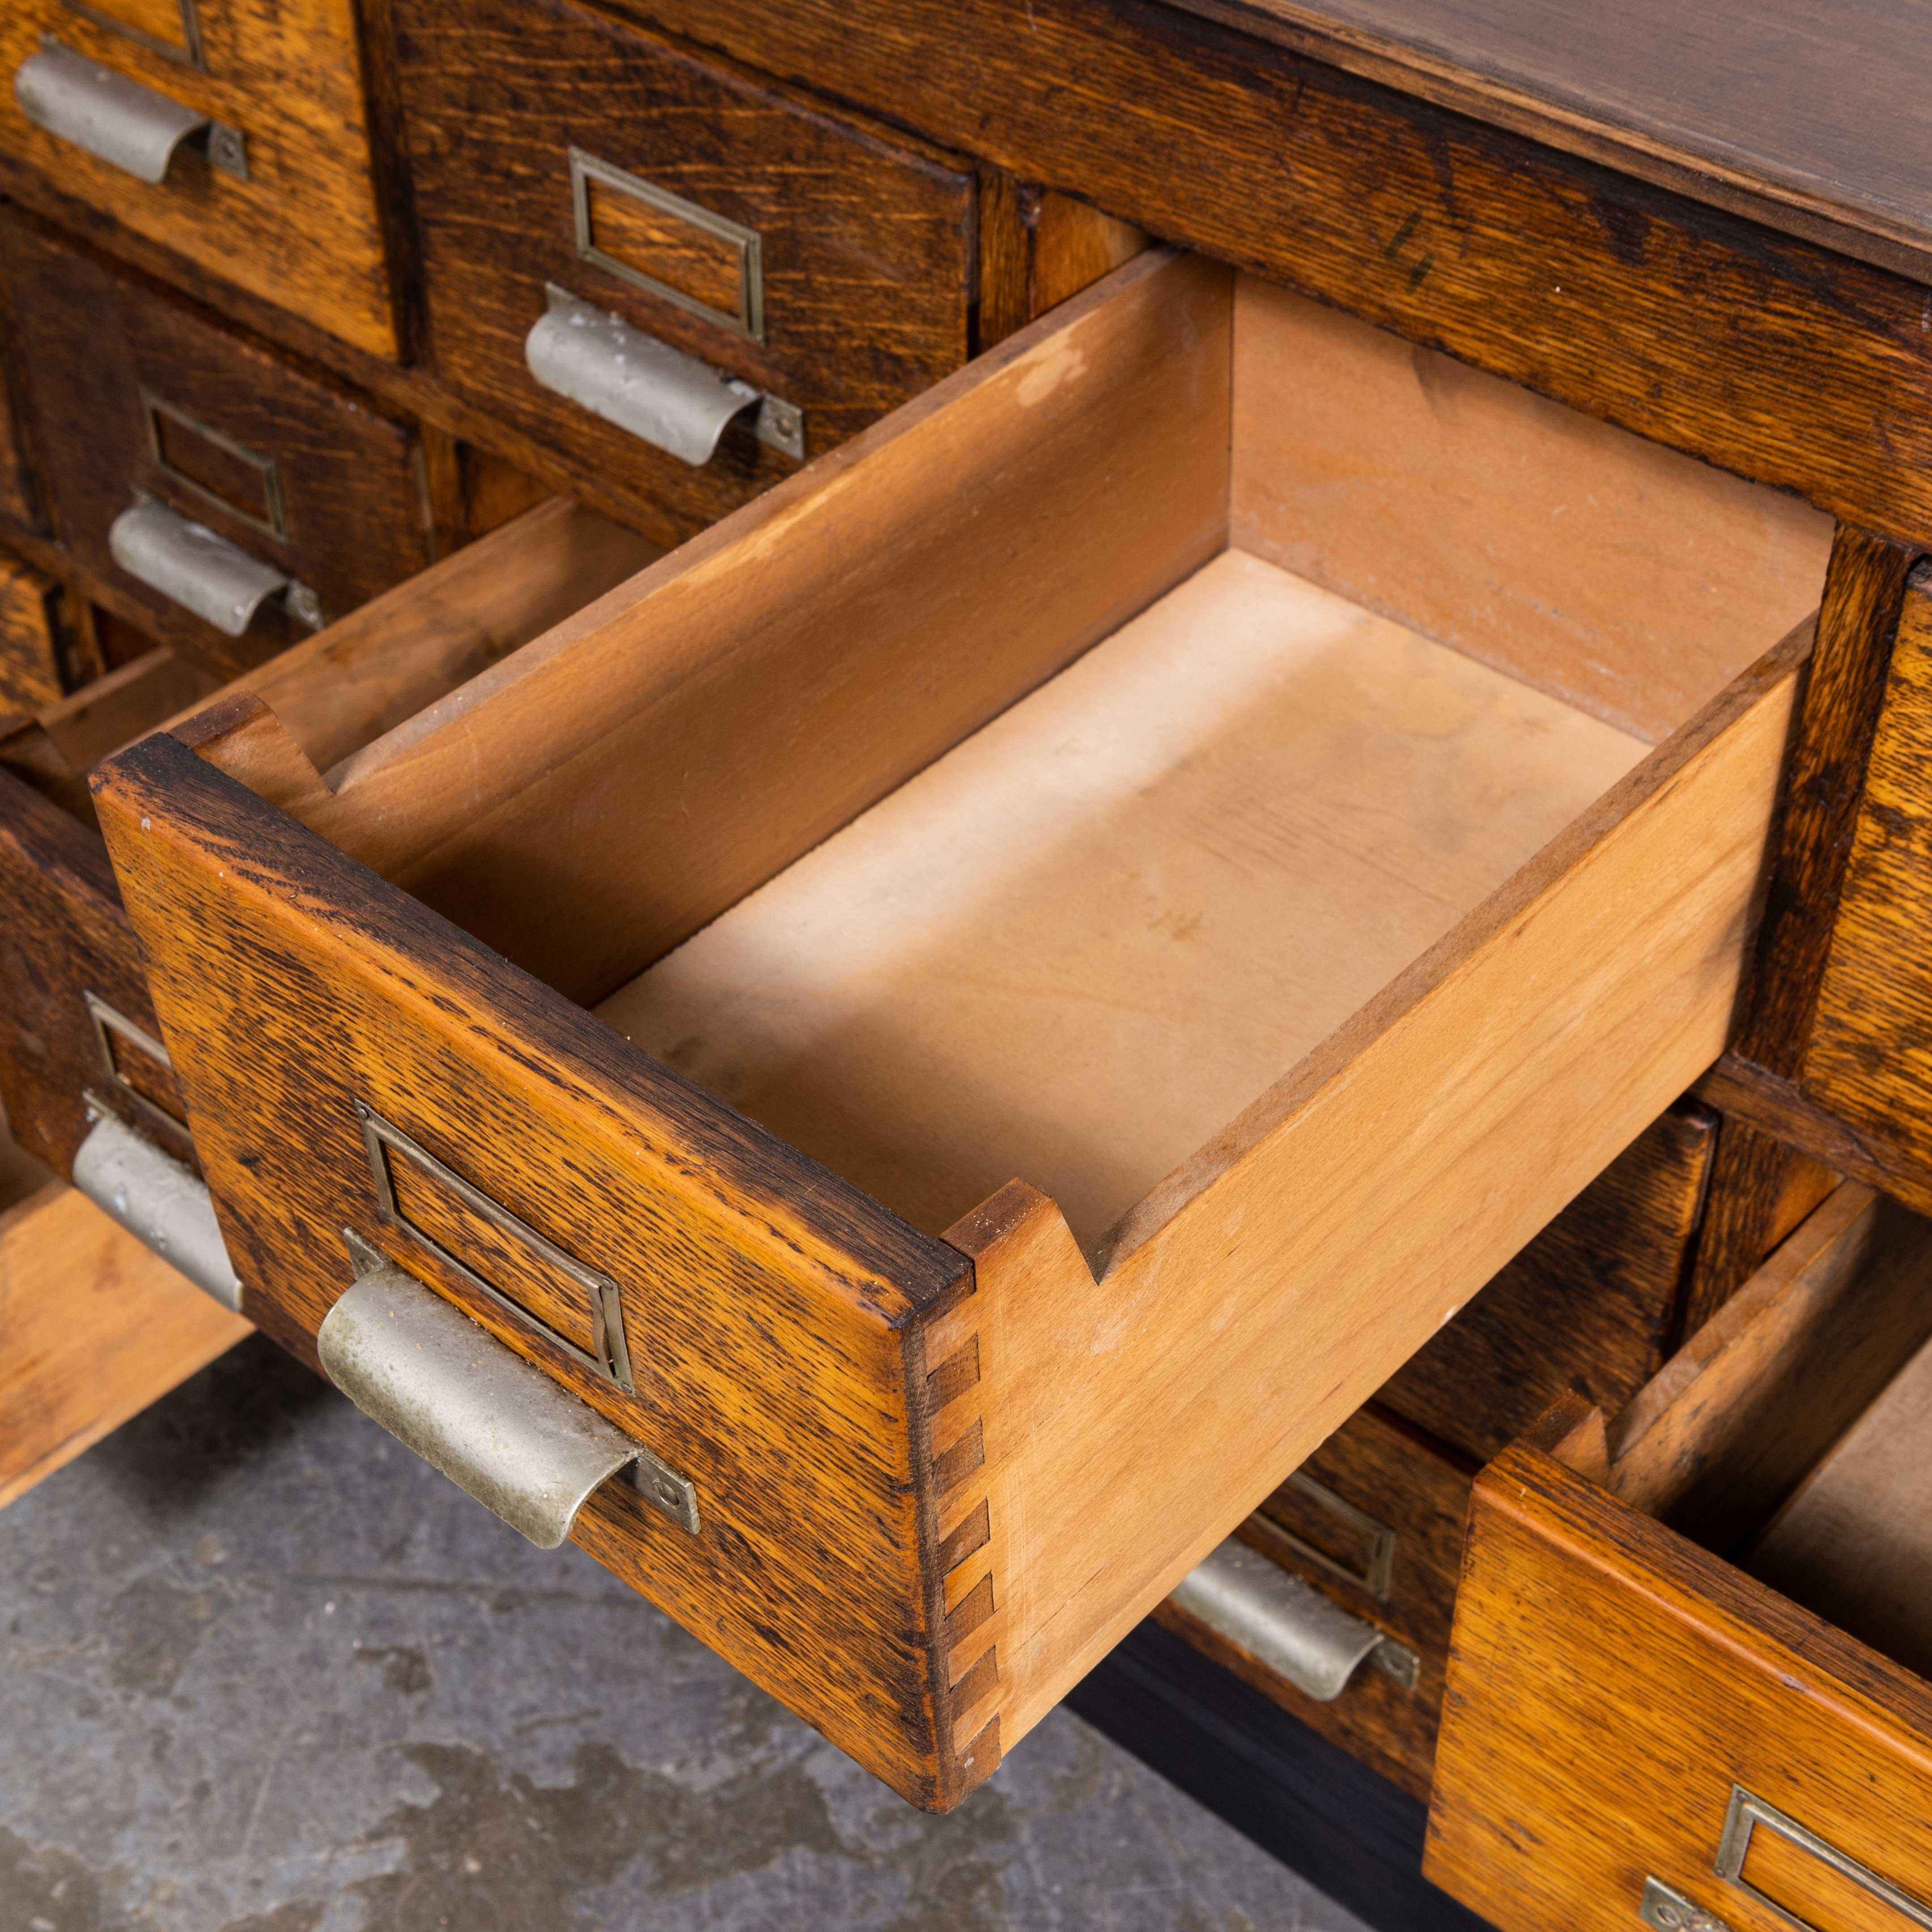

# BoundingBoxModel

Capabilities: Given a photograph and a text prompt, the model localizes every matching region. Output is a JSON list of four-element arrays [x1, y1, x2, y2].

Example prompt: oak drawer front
[[0, 314, 40, 532], [0, 217, 431, 680], [0, 0, 395, 358], [1805, 564, 1932, 1216], [97, 252, 1828, 1810], [1162, 1405, 1472, 1802], [395, 0, 975, 543], [1429, 1444, 1932, 1932]]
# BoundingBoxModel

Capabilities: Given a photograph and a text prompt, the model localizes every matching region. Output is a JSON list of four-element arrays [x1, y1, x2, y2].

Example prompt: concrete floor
[[0, 1336, 1371, 1932]]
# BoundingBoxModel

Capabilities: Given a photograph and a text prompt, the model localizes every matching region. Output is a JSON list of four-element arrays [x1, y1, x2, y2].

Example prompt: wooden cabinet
[[0, 0, 396, 357], [1427, 1184, 1932, 1932], [0, 216, 434, 680], [93, 251, 1831, 1809], [393, 0, 979, 545]]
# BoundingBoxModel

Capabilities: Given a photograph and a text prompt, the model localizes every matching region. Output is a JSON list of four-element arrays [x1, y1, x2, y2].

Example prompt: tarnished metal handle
[[14, 38, 246, 184], [524, 284, 803, 466], [319, 1234, 700, 1549], [1169, 1538, 1417, 1702], [72, 1106, 243, 1311], [109, 496, 319, 637]]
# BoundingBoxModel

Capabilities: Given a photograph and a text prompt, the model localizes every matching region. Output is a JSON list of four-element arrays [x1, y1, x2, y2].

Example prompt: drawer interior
[[1601, 1183, 1932, 1677], [297, 250, 1830, 1258]]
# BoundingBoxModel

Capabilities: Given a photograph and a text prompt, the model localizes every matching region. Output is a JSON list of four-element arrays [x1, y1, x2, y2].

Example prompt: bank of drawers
[[395, 0, 980, 542], [0, 0, 395, 357], [1428, 1183, 1932, 1932], [0, 215, 434, 680], [81, 252, 1837, 1808]]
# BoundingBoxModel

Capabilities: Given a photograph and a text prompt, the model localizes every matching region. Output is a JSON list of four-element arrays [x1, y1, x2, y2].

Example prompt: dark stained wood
[[977, 174, 1147, 350], [0, 757, 191, 1179], [1162, 1403, 1474, 1803], [394, 0, 978, 544], [1699, 1054, 1913, 1206], [1806, 567, 1932, 1217], [0, 277, 42, 534], [0, 0, 396, 357], [1733, 525, 1920, 1082], [1676, 1115, 1839, 1339], [629, 0, 1932, 544], [0, 212, 434, 680], [94, 727, 984, 1811], [1377, 1103, 1716, 1462], [1169, 0, 1932, 284], [0, 549, 68, 712], [1425, 1441, 1932, 1932]]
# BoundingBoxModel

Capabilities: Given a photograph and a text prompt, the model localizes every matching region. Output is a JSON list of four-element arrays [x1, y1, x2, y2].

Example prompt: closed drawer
[[0, 1130, 249, 1508], [1428, 1184, 1932, 1932], [0, 215, 433, 679], [0, 0, 395, 357], [1802, 564, 1932, 1216], [1161, 1404, 1472, 1802], [96, 250, 1831, 1811], [395, 0, 976, 543]]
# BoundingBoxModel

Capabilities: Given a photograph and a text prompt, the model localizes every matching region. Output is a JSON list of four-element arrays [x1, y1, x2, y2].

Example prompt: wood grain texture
[[1425, 1439, 1932, 1932], [1378, 1103, 1715, 1464], [289, 251, 1231, 1006], [1677, 1113, 1839, 1338], [1805, 567, 1932, 1216], [977, 173, 1147, 350], [1734, 525, 1919, 1085], [394, 0, 977, 544], [938, 627, 1803, 1763], [187, 497, 658, 775], [0, 0, 396, 357], [0, 285, 41, 532], [0, 549, 67, 712], [1169, 0, 1932, 283], [0, 214, 432, 680], [94, 729, 986, 1811], [1233, 279, 1833, 744], [631, 0, 1932, 544], [1607, 1185, 1932, 1557], [1160, 1403, 1473, 1802], [0, 1178, 249, 1508], [0, 757, 187, 1178]]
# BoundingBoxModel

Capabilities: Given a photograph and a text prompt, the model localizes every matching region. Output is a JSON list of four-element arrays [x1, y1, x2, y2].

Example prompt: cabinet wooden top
[[1180, 0, 1932, 280]]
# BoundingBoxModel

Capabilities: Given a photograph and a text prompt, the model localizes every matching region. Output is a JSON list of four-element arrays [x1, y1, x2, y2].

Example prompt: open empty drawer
[[1427, 1184, 1932, 1932], [93, 249, 1832, 1809], [0, 496, 652, 1282]]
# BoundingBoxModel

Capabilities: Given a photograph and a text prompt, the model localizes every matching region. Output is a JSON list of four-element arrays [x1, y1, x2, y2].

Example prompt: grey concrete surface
[[0, 1336, 1372, 1932]]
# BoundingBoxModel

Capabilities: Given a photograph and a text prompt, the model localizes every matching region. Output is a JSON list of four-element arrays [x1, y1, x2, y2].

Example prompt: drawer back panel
[[95, 731, 981, 1810], [0, 216, 431, 677]]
